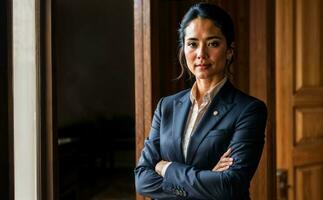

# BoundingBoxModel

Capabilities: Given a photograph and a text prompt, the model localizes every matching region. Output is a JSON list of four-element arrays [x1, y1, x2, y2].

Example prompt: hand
[[155, 160, 169, 176], [212, 148, 233, 172]]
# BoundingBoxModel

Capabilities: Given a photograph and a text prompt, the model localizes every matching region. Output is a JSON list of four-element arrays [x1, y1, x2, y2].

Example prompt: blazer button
[[179, 190, 183, 196]]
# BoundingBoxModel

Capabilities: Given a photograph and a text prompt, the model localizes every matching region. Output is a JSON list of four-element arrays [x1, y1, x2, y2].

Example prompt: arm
[[161, 100, 267, 200], [134, 98, 177, 199], [155, 148, 233, 176]]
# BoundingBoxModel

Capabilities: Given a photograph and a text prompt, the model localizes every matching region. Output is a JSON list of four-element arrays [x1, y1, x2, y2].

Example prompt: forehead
[[184, 17, 224, 39]]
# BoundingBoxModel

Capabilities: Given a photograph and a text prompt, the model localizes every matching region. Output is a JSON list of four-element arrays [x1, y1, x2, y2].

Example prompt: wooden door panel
[[295, 107, 323, 144], [293, 142, 323, 166], [296, 164, 323, 200], [295, 0, 322, 90]]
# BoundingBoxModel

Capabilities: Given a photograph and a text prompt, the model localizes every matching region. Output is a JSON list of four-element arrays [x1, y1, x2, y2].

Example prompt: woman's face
[[184, 18, 232, 82]]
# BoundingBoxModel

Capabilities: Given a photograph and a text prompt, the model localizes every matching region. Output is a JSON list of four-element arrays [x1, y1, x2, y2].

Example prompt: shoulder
[[165, 88, 191, 100], [153, 89, 190, 116], [224, 85, 268, 131], [159, 88, 191, 106], [230, 88, 268, 122], [231, 86, 267, 110], [218, 81, 266, 110]]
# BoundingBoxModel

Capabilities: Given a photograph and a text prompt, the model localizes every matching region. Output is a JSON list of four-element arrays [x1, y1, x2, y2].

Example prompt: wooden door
[[276, 0, 323, 200]]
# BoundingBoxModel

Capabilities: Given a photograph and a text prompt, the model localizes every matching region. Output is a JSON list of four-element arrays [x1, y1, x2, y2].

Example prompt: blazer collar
[[172, 81, 237, 164], [172, 91, 191, 163]]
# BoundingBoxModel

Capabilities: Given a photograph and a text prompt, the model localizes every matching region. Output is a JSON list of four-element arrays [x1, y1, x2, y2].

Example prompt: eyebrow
[[186, 36, 223, 41]]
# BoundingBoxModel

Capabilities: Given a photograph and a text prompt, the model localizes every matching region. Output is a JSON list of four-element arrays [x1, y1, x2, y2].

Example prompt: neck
[[195, 76, 225, 101]]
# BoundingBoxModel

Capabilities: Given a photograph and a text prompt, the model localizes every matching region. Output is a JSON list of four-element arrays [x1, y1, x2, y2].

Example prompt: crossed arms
[[135, 99, 267, 200]]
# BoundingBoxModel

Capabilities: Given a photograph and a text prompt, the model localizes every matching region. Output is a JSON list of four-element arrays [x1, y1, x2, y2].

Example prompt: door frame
[[37, 0, 58, 199], [134, 0, 276, 200], [249, 0, 276, 199]]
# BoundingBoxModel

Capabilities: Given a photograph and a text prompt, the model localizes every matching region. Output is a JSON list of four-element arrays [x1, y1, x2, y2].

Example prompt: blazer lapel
[[172, 91, 191, 163], [185, 81, 236, 164]]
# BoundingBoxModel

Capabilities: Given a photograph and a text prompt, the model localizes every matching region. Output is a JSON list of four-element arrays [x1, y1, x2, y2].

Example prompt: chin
[[195, 75, 211, 80], [195, 72, 224, 81], [194, 71, 211, 78]]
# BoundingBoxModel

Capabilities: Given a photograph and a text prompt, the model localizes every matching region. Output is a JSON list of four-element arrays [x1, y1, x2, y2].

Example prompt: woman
[[135, 3, 267, 200]]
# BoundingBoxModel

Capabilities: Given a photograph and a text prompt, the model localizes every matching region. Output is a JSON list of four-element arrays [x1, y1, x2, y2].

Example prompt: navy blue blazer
[[135, 81, 267, 200]]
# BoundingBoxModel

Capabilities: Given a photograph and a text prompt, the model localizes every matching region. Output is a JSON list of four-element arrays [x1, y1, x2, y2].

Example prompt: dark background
[[53, 0, 135, 199]]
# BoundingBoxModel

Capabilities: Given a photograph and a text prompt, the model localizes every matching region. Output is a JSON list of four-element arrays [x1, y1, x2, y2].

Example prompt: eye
[[208, 41, 219, 47], [186, 41, 198, 48]]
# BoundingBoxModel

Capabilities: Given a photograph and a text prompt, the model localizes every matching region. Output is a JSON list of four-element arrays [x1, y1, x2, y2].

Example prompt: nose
[[197, 44, 208, 59]]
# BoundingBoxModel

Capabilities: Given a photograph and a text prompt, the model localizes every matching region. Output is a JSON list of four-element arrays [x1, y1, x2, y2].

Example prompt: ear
[[226, 48, 234, 60]]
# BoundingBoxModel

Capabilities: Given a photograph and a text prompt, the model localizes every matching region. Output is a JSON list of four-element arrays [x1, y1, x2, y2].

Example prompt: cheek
[[210, 50, 227, 63], [184, 49, 195, 64], [184, 52, 195, 73]]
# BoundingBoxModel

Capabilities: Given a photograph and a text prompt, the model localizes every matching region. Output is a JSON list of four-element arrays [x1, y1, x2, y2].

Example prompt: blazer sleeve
[[134, 98, 177, 199], [161, 100, 267, 200]]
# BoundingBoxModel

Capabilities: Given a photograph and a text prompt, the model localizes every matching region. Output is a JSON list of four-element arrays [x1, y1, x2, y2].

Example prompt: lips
[[195, 63, 211, 68]]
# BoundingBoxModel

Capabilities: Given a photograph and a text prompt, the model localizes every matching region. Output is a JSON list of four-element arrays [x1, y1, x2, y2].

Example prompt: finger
[[217, 161, 233, 168], [219, 158, 234, 165], [155, 160, 168, 175], [221, 148, 232, 158], [212, 164, 222, 171], [221, 165, 230, 171], [213, 165, 230, 172], [217, 160, 233, 168], [215, 167, 226, 172], [219, 157, 234, 163], [214, 159, 233, 170]]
